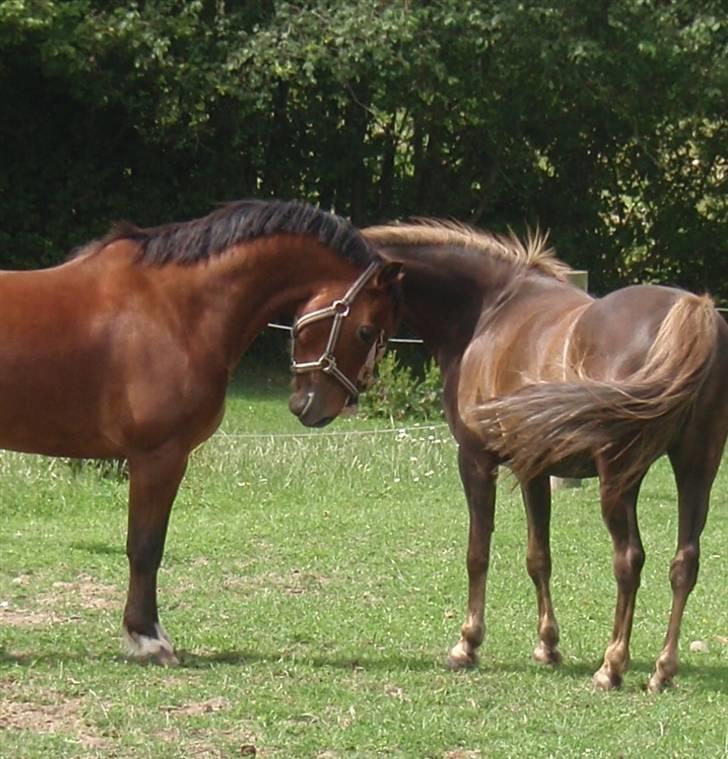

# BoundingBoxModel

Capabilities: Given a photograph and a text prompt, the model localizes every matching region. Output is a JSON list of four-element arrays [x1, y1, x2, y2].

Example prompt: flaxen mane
[[75, 200, 375, 267], [364, 220, 571, 280]]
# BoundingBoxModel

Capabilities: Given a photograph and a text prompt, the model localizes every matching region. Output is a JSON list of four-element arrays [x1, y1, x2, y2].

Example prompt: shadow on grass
[[550, 656, 728, 694], [177, 648, 439, 673], [176, 650, 728, 693], [70, 540, 125, 556], [0, 646, 438, 674], [2, 646, 725, 694]]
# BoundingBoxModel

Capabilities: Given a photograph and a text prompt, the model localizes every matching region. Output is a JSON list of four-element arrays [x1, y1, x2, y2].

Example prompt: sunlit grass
[[0, 380, 726, 757]]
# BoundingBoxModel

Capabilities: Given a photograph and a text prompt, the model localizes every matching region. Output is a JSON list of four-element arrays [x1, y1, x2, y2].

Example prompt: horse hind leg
[[521, 476, 561, 665], [447, 448, 497, 670], [123, 444, 189, 666], [648, 432, 725, 693], [592, 463, 646, 690]]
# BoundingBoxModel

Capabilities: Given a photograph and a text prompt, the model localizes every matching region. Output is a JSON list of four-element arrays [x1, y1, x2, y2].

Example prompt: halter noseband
[[291, 261, 384, 400]]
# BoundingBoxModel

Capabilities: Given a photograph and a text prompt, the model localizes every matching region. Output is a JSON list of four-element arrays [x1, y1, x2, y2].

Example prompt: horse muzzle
[[288, 389, 336, 428]]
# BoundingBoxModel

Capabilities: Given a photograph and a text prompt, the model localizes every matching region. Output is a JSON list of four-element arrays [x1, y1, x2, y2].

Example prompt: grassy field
[[0, 369, 727, 758]]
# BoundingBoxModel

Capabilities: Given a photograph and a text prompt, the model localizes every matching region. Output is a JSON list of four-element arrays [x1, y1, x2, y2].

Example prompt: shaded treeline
[[0, 1, 725, 296]]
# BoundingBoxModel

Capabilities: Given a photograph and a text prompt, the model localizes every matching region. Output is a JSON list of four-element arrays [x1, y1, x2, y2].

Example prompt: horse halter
[[291, 261, 386, 401]]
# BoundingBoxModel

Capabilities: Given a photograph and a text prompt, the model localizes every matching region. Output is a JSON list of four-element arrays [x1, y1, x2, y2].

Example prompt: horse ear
[[374, 262, 404, 289]]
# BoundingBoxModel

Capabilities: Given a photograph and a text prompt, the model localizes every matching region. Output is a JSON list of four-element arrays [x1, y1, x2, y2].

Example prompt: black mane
[[101, 200, 375, 267]]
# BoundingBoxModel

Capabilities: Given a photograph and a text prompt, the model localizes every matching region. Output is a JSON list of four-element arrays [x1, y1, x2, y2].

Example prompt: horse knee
[[669, 544, 699, 592], [613, 545, 645, 591], [466, 550, 489, 578], [526, 551, 551, 583]]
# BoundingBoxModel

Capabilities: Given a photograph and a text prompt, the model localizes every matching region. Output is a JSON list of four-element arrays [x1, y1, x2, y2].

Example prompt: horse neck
[[384, 244, 514, 366], [170, 235, 359, 371]]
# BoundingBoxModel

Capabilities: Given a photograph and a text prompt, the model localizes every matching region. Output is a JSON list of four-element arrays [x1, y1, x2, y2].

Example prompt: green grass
[[0, 376, 726, 757]]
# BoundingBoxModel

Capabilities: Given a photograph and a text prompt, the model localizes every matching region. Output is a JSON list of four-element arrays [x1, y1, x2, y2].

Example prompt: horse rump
[[468, 293, 720, 489]]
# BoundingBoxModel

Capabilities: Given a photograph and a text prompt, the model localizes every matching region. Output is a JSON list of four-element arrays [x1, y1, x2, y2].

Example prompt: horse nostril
[[288, 391, 314, 417], [288, 392, 304, 416]]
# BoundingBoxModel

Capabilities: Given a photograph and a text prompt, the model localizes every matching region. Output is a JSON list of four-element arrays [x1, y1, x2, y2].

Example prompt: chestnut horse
[[0, 200, 401, 664], [364, 220, 727, 692]]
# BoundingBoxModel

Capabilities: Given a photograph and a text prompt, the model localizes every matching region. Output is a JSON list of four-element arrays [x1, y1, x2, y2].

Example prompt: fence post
[[550, 270, 589, 492]]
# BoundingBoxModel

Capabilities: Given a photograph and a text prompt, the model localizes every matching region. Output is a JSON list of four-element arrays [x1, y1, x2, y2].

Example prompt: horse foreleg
[[521, 476, 561, 665], [123, 444, 189, 665], [648, 442, 721, 692], [447, 448, 497, 670], [593, 467, 645, 690]]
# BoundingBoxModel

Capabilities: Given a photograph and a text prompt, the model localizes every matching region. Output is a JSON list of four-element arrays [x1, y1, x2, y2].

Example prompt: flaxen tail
[[470, 294, 719, 489]]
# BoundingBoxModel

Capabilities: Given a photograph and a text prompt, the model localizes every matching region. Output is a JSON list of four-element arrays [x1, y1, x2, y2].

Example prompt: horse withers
[[0, 200, 401, 664], [364, 220, 727, 692]]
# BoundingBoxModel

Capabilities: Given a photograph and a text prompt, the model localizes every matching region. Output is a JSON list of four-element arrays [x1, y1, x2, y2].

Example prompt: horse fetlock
[[539, 618, 560, 648], [647, 651, 678, 693], [533, 640, 561, 666], [460, 620, 485, 648]]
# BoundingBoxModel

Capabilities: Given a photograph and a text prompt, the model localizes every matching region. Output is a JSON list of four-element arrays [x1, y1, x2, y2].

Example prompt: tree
[[1, 0, 725, 298]]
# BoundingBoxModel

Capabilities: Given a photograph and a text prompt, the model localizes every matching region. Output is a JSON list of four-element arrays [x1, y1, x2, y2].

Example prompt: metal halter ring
[[290, 261, 383, 401], [332, 300, 350, 317]]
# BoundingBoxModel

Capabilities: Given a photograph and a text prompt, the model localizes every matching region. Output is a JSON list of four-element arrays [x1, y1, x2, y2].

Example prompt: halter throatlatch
[[291, 261, 385, 401]]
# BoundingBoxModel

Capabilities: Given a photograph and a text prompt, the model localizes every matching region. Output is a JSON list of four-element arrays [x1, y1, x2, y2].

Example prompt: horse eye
[[357, 325, 376, 344]]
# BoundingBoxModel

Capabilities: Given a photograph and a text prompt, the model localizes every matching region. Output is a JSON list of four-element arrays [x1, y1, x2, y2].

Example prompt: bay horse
[[364, 220, 727, 692], [0, 200, 401, 664]]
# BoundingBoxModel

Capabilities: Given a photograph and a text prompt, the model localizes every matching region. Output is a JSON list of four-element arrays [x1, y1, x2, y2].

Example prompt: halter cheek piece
[[291, 261, 385, 401]]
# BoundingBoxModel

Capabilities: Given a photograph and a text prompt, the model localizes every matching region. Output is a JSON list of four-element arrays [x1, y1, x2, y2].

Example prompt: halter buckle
[[332, 300, 350, 317], [319, 354, 337, 373]]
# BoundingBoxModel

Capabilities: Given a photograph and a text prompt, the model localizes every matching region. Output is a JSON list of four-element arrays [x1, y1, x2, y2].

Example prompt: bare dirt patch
[[160, 696, 228, 716], [41, 574, 120, 611], [0, 681, 110, 750], [223, 568, 331, 596], [0, 604, 64, 627], [155, 723, 262, 757], [1, 573, 120, 627]]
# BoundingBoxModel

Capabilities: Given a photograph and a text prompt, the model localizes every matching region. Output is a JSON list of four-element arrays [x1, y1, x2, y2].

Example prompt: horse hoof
[[592, 667, 622, 691], [446, 654, 478, 671], [151, 647, 180, 667], [647, 673, 671, 694], [124, 624, 179, 666], [446, 643, 479, 671], [533, 643, 562, 666]]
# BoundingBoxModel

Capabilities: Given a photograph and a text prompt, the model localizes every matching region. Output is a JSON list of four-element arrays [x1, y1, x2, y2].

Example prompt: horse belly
[[0, 386, 113, 458], [544, 456, 597, 479], [0, 346, 116, 457]]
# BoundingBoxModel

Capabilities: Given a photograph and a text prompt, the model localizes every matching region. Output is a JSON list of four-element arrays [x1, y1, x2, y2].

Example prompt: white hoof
[[446, 640, 479, 671], [647, 672, 672, 694], [123, 622, 179, 666], [592, 666, 621, 691]]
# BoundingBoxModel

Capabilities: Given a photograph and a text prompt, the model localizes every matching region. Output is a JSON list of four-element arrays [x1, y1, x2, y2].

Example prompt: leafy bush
[[359, 351, 444, 421]]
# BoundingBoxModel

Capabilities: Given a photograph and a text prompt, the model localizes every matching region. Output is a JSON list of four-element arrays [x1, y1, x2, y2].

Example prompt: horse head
[[288, 261, 402, 427]]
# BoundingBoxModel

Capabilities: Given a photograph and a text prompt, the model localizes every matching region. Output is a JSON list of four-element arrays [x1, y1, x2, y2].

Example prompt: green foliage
[[0, 0, 725, 297], [358, 350, 444, 421]]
